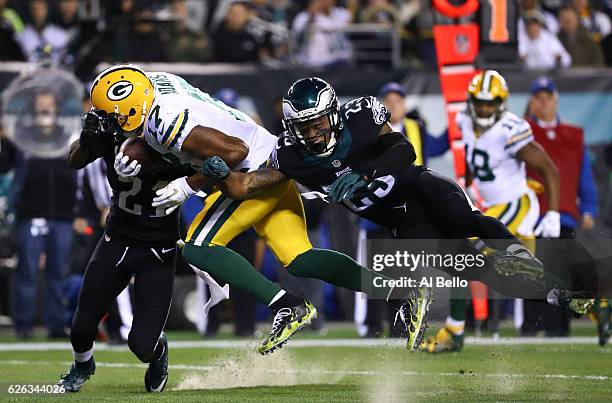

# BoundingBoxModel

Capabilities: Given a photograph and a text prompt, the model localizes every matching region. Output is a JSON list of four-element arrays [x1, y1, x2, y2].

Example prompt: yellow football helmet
[[90, 64, 154, 135], [467, 70, 509, 129]]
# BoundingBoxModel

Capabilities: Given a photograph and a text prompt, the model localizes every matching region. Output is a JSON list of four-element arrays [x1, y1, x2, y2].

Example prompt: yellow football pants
[[483, 192, 537, 253], [185, 180, 312, 267]]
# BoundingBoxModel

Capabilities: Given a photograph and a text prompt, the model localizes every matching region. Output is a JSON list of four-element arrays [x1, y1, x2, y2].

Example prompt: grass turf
[[0, 341, 609, 402]]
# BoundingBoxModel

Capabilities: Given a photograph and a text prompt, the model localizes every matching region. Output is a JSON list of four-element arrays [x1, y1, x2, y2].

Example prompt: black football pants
[[394, 169, 554, 299], [411, 169, 516, 249], [70, 234, 175, 363]]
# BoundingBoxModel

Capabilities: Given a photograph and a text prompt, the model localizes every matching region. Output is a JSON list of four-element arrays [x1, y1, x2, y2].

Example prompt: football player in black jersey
[[201, 77, 594, 319], [57, 109, 187, 393]]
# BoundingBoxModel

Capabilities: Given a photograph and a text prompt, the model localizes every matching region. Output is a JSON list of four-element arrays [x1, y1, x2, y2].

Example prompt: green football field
[[0, 328, 610, 402]]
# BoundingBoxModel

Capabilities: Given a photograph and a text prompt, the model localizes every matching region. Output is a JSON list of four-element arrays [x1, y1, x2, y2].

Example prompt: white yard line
[[0, 337, 601, 351], [0, 360, 609, 382]]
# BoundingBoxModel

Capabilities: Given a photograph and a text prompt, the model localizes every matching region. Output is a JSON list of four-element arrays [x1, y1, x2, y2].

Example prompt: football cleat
[[595, 299, 610, 346], [258, 300, 317, 355], [547, 288, 595, 318], [58, 358, 95, 393], [396, 286, 434, 351], [419, 326, 464, 353], [493, 243, 544, 280], [145, 333, 168, 393]]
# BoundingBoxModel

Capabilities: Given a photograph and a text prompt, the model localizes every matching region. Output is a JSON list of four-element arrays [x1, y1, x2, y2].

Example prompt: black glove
[[79, 110, 111, 152]]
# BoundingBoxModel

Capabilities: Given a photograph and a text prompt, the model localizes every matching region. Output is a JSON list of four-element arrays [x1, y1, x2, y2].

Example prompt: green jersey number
[[470, 148, 496, 182], [176, 76, 247, 122]]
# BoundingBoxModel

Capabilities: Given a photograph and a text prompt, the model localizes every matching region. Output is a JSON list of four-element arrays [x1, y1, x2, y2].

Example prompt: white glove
[[151, 176, 195, 215], [534, 210, 561, 238], [114, 152, 141, 180]]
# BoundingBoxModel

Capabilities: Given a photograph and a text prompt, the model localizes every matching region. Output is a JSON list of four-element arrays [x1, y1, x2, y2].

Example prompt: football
[[119, 136, 169, 176]]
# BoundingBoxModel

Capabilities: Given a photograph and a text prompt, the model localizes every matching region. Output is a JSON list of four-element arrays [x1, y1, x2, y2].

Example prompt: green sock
[[183, 243, 281, 304], [287, 248, 390, 296], [449, 287, 468, 322]]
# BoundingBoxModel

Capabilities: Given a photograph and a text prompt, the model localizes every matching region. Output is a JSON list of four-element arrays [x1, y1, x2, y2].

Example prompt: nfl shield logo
[[332, 160, 341, 168], [455, 34, 470, 55]]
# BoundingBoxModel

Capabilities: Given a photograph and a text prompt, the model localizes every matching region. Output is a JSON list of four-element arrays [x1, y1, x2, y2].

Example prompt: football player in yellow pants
[[421, 70, 560, 353], [420, 190, 540, 353], [181, 180, 406, 354], [185, 181, 310, 270], [89, 65, 407, 355]]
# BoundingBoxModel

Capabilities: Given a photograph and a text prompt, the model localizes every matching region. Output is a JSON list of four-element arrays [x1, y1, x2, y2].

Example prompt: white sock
[[268, 290, 286, 306], [73, 344, 95, 363]]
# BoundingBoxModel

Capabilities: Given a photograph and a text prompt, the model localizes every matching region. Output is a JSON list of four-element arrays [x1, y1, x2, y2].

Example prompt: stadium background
[[0, 1, 611, 399], [0, 0, 610, 349], [1, 63, 610, 329]]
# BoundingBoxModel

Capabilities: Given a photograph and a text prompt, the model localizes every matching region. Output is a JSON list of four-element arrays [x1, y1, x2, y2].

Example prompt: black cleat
[[396, 287, 434, 351], [145, 333, 168, 393], [493, 243, 544, 280], [258, 300, 317, 355], [547, 288, 594, 318], [58, 358, 95, 393]]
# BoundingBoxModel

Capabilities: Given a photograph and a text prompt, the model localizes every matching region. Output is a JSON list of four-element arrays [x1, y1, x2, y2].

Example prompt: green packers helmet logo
[[107, 81, 134, 101]]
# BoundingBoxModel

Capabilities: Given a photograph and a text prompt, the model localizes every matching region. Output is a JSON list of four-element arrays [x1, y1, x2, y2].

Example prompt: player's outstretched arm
[[150, 127, 251, 213], [202, 156, 288, 200], [181, 126, 249, 168], [517, 141, 560, 211], [229, 168, 288, 199], [518, 141, 561, 238]]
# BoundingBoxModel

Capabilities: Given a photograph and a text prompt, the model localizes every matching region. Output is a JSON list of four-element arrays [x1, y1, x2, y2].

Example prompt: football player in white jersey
[[89, 65, 419, 354], [421, 70, 561, 353]]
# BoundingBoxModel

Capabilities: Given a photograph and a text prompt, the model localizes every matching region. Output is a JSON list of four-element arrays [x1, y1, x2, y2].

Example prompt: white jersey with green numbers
[[457, 110, 534, 207], [143, 71, 276, 172]]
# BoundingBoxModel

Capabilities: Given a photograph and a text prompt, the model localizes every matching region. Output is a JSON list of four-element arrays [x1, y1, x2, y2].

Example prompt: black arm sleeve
[[364, 132, 417, 178]]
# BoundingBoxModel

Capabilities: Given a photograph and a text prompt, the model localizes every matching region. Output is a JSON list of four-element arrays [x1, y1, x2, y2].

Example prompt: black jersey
[[100, 139, 190, 247], [271, 96, 424, 228]]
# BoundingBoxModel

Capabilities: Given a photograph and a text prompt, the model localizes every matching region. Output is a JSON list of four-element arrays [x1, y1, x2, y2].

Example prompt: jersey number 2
[[118, 177, 168, 217]]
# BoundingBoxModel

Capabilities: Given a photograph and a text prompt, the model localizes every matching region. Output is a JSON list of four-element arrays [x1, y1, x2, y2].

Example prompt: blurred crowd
[[2, 0, 612, 79]]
